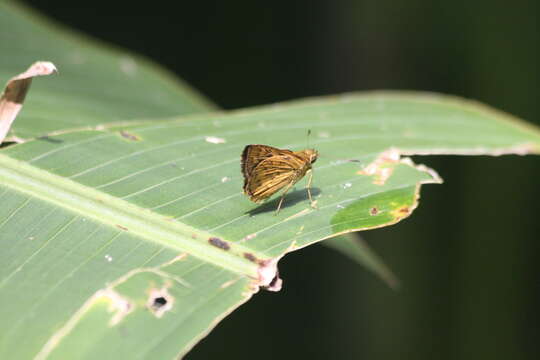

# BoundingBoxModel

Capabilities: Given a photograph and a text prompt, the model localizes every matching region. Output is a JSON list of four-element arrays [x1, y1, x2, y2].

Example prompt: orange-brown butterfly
[[241, 144, 318, 214]]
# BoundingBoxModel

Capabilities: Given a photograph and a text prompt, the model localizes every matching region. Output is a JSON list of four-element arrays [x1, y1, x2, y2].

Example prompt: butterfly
[[241, 144, 318, 214]]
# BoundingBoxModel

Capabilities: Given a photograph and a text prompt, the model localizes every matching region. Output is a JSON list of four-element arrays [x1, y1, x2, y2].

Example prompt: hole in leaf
[[152, 296, 167, 310], [147, 288, 174, 318]]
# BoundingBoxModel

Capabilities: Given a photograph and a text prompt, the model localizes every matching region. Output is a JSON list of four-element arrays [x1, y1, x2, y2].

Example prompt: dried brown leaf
[[0, 61, 57, 143]]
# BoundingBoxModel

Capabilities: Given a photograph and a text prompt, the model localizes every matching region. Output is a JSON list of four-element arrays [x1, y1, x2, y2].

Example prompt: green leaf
[[0, 0, 529, 291], [2, 92, 540, 359], [2, 0, 393, 278], [0, 1, 216, 140], [2, 3, 540, 360]]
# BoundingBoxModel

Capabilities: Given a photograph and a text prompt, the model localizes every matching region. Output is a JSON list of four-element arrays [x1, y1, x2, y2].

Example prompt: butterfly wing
[[241, 144, 282, 177], [244, 153, 307, 202]]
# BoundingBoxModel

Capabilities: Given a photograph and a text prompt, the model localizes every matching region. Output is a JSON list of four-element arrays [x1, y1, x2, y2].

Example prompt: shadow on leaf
[[246, 187, 321, 216], [37, 136, 63, 144]]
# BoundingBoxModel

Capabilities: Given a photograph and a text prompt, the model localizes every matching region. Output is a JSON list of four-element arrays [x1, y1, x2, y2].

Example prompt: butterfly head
[[305, 148, 318, 164]]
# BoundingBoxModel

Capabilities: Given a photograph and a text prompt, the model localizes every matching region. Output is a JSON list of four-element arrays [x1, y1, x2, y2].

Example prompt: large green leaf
[[2, 2, 540, 360], [0, 0, 396, 281], [1, 92, 540, 359]]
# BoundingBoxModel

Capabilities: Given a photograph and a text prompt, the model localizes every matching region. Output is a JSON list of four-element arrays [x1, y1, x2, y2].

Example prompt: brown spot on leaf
[[398, 206, 409, 214], [119, 130, 140, 141], [256, 257, 276, 267], [208, 237, 230, 250], [244, 252, 258, 263], [391, 205, 411, 220], [370, 207, 379, 215], [116, 224, 128, 231]]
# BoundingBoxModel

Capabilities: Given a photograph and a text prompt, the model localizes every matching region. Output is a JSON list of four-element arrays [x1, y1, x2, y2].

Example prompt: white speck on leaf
[[242, 233, 257, 242], [105, 254, 113, 262], [337, 204, 345, 209], [342, 182, 352, 189], [221, 176, 230, 183], [205, 136, 226, 144], [220, 278, 239, 289]]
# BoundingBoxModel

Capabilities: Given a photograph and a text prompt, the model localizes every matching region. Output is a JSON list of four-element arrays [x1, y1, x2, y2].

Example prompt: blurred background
[[21, 1, 539, 359]]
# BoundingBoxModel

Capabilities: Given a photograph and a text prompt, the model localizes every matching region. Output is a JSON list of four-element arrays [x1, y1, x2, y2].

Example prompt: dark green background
[[22, 1, 540, 359]]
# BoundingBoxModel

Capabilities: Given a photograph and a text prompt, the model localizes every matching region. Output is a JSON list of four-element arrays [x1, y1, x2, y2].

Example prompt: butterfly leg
[[275, 181, 295, 215], [306, 169, 317, 209]]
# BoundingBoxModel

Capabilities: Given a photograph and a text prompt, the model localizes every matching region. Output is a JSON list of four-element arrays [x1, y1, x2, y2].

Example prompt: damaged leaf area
[[0, 61, 57, 144], [35, 259, 251, 360], [2, 92, 540, 359], [0, 184, 258, 359]]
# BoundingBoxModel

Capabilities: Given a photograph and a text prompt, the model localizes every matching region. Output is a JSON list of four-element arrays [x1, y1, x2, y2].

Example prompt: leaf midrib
[[0, 153, 261, 279]]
